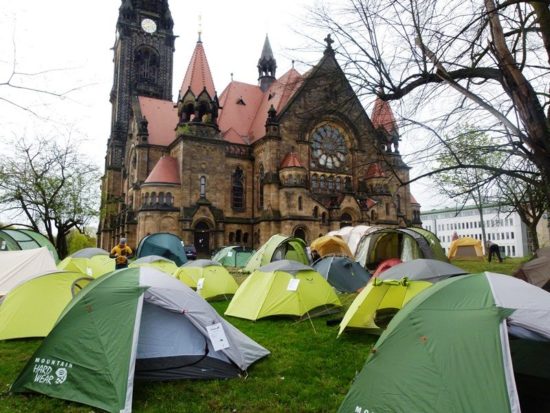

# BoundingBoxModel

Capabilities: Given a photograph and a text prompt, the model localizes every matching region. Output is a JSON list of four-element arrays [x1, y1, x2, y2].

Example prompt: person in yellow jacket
[[109, 238, 134, 269]]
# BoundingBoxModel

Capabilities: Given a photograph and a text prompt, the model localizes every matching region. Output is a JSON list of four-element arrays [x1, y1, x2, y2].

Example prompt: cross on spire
[[324, 34, 334, 49]]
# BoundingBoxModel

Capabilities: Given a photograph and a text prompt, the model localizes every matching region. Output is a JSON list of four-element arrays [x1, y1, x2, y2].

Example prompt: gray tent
[[514, 256, 550, 291], [378, 258, 467, 283], [184, 259, 222, 268], [313, 256, 371, 292], [71, 248, 109, 258]]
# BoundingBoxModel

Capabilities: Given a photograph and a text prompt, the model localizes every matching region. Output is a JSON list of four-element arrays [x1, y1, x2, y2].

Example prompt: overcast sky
[[0, 0, 450, 212]]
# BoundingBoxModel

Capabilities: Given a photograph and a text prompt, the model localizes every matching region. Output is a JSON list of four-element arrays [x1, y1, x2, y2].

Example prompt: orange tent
[[310, 235, 353, 259]]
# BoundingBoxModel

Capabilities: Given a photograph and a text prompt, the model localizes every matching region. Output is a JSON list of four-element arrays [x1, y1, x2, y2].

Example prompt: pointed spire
[[258, 35, 277, 92], [371, 97, 398, 136], [179, 38, 216, 99]]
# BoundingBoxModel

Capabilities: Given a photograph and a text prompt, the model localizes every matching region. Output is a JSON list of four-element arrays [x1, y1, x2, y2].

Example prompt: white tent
[[0, 247, 56, 295]]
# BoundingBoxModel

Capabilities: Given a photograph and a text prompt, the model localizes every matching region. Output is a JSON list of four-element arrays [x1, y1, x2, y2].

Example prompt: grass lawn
[[0, 258, 528, 412]]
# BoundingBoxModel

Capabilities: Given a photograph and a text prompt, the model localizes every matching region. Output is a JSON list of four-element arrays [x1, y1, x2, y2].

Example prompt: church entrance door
[[194, 221, 210, 257]]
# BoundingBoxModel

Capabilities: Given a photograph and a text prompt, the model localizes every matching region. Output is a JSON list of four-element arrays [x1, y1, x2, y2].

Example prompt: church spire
[[257, 35, 277, 92], [179, 37, 216, 99]]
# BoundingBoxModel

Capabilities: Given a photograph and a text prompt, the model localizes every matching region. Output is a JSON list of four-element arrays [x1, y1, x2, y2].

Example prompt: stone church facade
[[98, 0, 422, 253]]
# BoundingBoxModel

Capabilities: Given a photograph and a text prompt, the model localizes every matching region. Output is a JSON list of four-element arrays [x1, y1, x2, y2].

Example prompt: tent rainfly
[[11, 267, 269, 413], [0, 248, 57, 295], [57, 248, 114, 277], [377, 258, 467, 283], [226, 260, 341, 320], [244, 234, 308, 273], [0, 271, 92, 340], [136, 232, 187, 266], [312, 256, 371, 293], [129, 255, 178, 274], [176, 259, 238, 300], [338, 273, 550, 413], [447, 236, 484, 260], [212, 246, 255, 268], [310, 236, 353, 259], [0, 229, 59, 262]]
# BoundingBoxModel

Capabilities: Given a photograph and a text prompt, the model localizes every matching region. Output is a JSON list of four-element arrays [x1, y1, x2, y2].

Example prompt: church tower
[[257, 35, 277, 92], [100, 0, 175, 248]]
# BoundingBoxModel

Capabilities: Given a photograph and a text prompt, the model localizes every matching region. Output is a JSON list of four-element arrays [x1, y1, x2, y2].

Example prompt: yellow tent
[[447, 237, 484, 260], [175, 259, 238, 300], [57, 248, 114, 277], [0, 271, 92, 340], [129, 255, 178, 274], [225, 260, 341, 320], [338, 278, 431, 336], [310, 235, 353, 259]]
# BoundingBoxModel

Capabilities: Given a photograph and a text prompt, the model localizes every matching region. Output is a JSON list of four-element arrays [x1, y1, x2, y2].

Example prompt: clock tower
[[100, 0, 175, 247], [107, 0, 175, 168]]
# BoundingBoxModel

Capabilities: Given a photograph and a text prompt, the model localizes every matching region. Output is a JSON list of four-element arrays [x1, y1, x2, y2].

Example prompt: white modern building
[[421, 204, 529, 257]]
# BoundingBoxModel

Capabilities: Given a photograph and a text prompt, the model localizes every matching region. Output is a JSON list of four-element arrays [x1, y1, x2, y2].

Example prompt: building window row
[[229, 230, 249, 244], [142, 191, 174, 207], [435, 217, 514, 232], [311, 174, 352, 193]]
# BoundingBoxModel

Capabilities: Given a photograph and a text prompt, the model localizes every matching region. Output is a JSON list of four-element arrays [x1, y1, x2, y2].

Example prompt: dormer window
[[236, 97, 246, 105]]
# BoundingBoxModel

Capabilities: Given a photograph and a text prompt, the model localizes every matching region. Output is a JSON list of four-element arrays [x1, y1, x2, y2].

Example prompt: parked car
[[184, 244, 197, 260]]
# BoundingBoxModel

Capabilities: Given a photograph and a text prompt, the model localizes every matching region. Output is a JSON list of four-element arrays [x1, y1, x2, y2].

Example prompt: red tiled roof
[[280, 152, 303, 168], [365, 163, 385, 179], [248, 68, 303, 142], [410, 194, 420, 205], [144, 156, 180, 185], [138, 96, 178, 146], [371, 97, 398, 135], [218, 81, 264, 142], [223, 127, 249, 145], [366, 198, 377, 209], [179, 41, 216, 99]]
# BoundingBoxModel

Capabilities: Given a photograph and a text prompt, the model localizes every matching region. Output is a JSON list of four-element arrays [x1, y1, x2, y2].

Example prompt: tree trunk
[[527, 223, 540, 255], [56, 231, 69, 260]]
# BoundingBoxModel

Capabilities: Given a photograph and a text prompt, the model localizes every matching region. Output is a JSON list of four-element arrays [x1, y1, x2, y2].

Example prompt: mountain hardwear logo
[[32, 358, 72, 385]]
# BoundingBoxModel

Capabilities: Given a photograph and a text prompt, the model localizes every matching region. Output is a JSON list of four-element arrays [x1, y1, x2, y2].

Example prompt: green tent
[[57, 248, 114, 277], [0, 271, 92, 340], [136, 232, 187, 266], [11, 267, 269, 412], [244, 234, 308, 273], [339, 273, 550, 413], [338, 278, 431, 336], [407, 227, 448, 262], [129, 255, 178, 274], [0, 229, 59, 262], [212, 246, 255, 267], [176, 259, 238, 300], [225, 260, 341, 320]]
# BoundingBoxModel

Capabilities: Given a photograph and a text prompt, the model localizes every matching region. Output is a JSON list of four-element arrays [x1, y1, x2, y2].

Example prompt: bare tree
[[310, 0, 550, 201], [0, 137, 101, 258]]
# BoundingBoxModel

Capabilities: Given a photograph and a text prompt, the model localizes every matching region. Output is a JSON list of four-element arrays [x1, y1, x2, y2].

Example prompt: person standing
[[487, 241, 503, 263], [110, 238, 134, 269]]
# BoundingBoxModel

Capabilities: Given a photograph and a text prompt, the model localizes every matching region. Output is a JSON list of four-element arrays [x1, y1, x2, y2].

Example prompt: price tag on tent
[[197, 278, 205, 290], [86, 267, 93, 276], [206, 323, 230, 351], [287, 278, 300, 292]]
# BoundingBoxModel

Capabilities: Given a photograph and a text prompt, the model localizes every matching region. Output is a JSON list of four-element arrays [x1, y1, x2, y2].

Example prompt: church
[[98, 0, 422, 254]]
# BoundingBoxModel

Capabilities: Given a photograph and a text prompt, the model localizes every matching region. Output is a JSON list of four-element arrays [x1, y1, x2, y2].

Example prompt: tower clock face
[[141, 18, 157, 34], [311, 124, 348, 169]]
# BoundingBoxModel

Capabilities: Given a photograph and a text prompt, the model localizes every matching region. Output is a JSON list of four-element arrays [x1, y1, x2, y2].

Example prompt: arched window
[[200, 176, 206, 198], [345, 177, 352, 192], [165, 192, 173, 206], [236, 230, 242, 243], [134, 46, 160, 84], [158, 192, 165, 205], [328, 176, 334, 191], [150, 192, 157, 205], [321, 212, 327, 224], [371, 209, 376, 221], [313, 206, 319, 218], [386, 203, 391, 216], [311, 174, 319, 191], [320, 175, 326, 191], [232, 167, 245, 209], [229, 232, 235, 243], [335, 176, 341, 191], [258, 164, 265, 209], [298, 196, 303, 211], [143, 193, 149, 207], [396, 194, 401, 213], [243, 232, 249, 244]]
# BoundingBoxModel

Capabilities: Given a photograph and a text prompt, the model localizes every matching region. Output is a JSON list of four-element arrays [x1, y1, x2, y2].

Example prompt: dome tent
[[0, 229, 59, 262], [136, 232, 187, 266], [57, 248, 114, 277], [312, 256, 371, 293], [226, 260, 341, 321], [447, 236, 484, 259], [377, 258, 467, 283], [129, 255, 178, 274], [175, 259, 238, 300], [310, 235, 353, 259], [244, 234, 308, 273], [212, 246, 255, 268], [0, 271, 92, 340], [338, 273, 550, 413], [0, 248, 57, 296], [11, 267, 269, 413]]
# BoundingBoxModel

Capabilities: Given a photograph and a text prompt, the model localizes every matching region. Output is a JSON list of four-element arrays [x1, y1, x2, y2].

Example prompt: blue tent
[[136, 233, 187, 266]]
